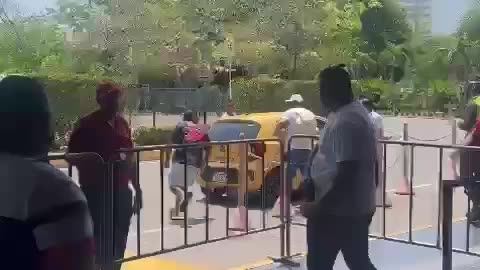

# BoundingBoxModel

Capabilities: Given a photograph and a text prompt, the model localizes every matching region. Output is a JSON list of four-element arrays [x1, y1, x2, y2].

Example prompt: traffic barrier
[[46, 138, 480, 269], [283, 140, 480, 270], [231, 133, 250, 232], [108, 138, 287, 268]]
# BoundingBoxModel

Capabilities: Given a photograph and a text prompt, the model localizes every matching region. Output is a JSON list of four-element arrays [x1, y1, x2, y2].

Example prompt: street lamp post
[[228, 42, 233, 100]]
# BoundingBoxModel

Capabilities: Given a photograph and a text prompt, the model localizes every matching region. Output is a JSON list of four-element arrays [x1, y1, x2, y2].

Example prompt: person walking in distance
[[272, 94, 318, 215], [169, 111, 209, 216], [0, 75, 95, 270], [68, 82, 142, 270], [222, 100, 237, 117], [459, 80, 480, 132], [360, 98, 392, 207], [301, 65, 377, 270]]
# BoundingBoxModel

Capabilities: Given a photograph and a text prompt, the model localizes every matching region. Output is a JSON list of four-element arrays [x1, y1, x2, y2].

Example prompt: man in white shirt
[[360, 98, 392, 207], [272, 94, 318, 215], [222, 101, 236, 117]]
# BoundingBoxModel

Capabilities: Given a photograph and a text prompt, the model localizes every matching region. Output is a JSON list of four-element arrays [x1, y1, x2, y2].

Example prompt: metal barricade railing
[[46, 137, 480, 269], [47, 152, 112, 268], [107, 138, 286, 267], [284, 135, 480, 270]]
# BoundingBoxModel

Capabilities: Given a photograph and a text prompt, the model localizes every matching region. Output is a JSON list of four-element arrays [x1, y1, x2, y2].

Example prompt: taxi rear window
[[208, 122, 261, 141]]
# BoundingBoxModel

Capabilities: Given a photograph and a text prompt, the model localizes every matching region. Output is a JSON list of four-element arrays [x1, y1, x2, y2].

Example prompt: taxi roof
[[216, 112, 283, 124]]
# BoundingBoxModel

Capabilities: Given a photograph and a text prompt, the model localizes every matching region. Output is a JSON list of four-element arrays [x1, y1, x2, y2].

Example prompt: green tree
[[0, 18, 66, 73], [360, 0, 411, 54], [458, 7, 480, 41]]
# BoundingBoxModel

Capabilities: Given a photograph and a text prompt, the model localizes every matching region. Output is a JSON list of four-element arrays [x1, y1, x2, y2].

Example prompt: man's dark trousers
[[82, 187, 133, 270], [306, 213, 376, 270]]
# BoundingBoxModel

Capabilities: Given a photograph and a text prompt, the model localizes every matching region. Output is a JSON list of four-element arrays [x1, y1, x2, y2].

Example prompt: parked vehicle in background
[[197, 112, 326, 206]]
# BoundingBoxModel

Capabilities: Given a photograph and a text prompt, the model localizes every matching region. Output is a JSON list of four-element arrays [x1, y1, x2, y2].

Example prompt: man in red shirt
[[68, 82, 141, 270]]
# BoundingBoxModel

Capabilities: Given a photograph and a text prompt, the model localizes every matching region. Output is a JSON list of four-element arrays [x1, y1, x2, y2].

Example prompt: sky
[[10, 0, 478, 35], [432, 0, 472, 34]]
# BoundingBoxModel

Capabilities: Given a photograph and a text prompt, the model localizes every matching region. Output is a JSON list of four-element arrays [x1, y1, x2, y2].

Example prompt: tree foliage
[[2, 0, 480, 118]]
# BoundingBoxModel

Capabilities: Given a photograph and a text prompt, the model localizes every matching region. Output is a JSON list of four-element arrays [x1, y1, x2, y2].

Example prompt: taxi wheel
[[263, 173, 280, 208], [201, 187, 226, 201]]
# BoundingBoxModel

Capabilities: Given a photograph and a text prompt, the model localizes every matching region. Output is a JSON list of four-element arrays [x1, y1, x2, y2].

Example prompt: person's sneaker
[[467, 207, 480, 223], [180, 192, 193, 212]]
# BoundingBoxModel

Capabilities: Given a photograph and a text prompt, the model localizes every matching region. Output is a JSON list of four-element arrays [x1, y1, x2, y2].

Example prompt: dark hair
[[319, 64, 354, 107], [0, 76, 52, 156], [183, 110, 198, 122]]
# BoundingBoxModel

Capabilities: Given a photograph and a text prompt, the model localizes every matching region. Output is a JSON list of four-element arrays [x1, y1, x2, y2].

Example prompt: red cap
[[96, 81, 122, 103]]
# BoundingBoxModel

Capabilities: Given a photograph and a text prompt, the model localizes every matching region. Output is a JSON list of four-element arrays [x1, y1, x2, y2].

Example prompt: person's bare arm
[[274, 118, 289, 137], [459, 102, 477, 131], [379, 128, 391, 140], [451, 132, 473, 162]]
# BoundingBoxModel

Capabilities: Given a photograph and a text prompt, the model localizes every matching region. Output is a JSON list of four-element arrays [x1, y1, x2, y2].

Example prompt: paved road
[[57, 116, 476, 269]]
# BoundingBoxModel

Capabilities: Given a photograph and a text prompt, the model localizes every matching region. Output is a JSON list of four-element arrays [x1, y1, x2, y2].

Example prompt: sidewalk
[[244, 221, 480, 270]]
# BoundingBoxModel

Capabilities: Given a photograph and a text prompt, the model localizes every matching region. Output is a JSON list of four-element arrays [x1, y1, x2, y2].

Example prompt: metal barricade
[[283, 135, 480, 270], [46, 153, 113, 269], [107, 138, 286, 267], [47, 138, 480, 269]]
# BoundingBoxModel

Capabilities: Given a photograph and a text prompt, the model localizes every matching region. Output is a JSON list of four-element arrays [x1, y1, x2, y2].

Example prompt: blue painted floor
[[252, 221, 480, 269]]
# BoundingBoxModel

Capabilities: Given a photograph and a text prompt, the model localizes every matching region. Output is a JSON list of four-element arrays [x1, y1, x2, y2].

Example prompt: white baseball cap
[[285, 94, 304, 103]]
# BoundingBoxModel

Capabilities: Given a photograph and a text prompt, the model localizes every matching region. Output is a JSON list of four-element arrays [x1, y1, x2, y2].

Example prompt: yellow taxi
[[197, 112, 325, 206]]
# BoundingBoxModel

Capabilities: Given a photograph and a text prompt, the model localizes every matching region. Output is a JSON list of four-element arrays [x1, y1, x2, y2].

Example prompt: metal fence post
[[403, 122, 408, 177], [152, 110, 156, 127], [442, 181, 454, 270], [451, 119, 457, 145], [233, 133, 249, 231], [396, 122, 414, 195]]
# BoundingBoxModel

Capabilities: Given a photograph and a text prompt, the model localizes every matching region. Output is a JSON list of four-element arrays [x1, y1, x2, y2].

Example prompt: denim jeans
[[287, 149, 312, 183], [307, 214, 377, 270]]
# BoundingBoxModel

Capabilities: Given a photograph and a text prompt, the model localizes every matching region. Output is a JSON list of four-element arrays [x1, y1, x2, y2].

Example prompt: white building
[[399, 0, 433, 34]]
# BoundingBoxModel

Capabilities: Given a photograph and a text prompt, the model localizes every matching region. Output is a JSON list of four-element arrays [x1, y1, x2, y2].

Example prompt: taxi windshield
[[208, 122, 260, 141]]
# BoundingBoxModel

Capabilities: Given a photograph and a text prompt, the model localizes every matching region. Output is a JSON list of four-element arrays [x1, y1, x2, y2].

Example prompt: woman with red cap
[[68, 81, 141, 270]]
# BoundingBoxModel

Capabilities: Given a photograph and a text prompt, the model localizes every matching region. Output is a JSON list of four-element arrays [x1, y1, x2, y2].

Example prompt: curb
[[381, 112, 453, 120]]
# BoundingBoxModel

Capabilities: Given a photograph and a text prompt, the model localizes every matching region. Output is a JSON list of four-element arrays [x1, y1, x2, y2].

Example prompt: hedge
[[133, 125, 175, 146], [24, 72, 458, 149], [34, 74, 100, 137], [231, 77, 457, 114], [231, 78, 326, 115]]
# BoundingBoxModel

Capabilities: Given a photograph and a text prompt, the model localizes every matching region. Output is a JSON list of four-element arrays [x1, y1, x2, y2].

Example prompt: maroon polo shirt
[[68, 110, 133, 189]]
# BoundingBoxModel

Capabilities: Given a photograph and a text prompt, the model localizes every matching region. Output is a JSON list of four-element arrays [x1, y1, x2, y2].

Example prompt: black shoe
[[180, 192, 193, 212], [467, 208, 480, 223]]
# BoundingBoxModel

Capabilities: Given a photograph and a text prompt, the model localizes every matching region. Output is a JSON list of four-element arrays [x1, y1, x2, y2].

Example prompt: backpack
[[183, 124, 208, 144], [172, 122, 209, 167]]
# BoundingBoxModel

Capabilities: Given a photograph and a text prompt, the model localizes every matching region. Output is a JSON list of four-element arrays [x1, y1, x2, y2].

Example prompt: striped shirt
[[0, 153, 94, 269]]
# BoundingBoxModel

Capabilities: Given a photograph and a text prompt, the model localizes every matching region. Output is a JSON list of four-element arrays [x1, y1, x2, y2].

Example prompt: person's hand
[[133, 188, 143, 215], [299, 201, 317, 218]]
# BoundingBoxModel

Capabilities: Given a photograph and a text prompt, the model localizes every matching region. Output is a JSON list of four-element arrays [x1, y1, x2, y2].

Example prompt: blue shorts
[[287, 149, 312, 184]]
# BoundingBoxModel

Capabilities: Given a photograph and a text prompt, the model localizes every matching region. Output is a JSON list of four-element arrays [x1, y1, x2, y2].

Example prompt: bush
[[356, 79, 398, 110], [133, 125, 175, 146], [33, 73, 111, 137], [232, 77, 325, 115]]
